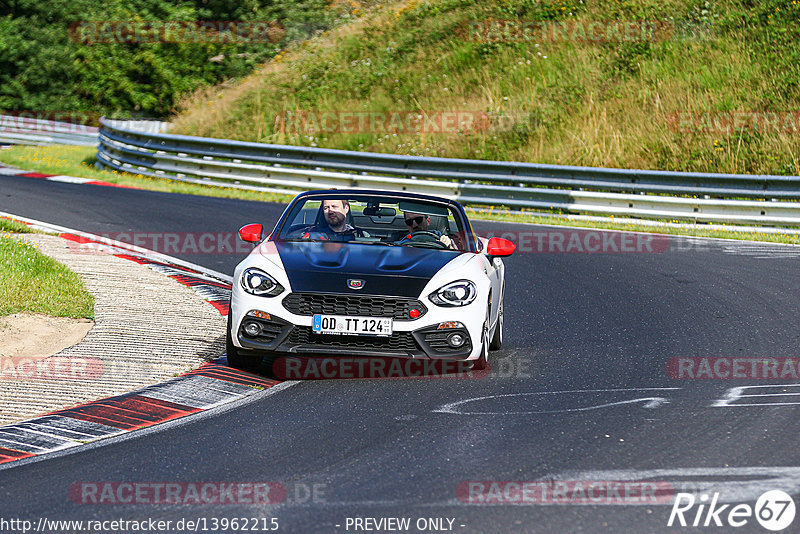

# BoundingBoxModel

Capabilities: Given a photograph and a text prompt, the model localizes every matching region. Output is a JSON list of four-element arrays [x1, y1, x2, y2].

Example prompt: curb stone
[[0, 219, 283, 466]]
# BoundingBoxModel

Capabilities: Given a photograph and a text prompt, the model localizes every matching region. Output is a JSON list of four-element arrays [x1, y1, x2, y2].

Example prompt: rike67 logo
[[668, 490, 796, 531]]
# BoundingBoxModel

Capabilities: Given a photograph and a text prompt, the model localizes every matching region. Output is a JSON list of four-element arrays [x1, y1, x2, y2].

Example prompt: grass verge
[[0, 145, 295, 204], [466, 208, 800, 245], [0, 228, 95, 319], [0, 218, 34, 234], [1, 144, 799, 246]]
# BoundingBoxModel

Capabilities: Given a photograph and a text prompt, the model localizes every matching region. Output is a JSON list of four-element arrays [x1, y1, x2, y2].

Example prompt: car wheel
[[471, 308, 490, 370], [226, 313, 261, 371], [489, 299, 503, 351]]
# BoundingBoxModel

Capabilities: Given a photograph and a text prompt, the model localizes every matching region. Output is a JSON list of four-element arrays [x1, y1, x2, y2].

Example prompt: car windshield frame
[[270, 191, 478, 253]]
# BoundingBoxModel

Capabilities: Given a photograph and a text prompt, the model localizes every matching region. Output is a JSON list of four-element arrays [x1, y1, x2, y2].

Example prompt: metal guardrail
[[97, 118, 800, 225], [0, 115, 100, 146]]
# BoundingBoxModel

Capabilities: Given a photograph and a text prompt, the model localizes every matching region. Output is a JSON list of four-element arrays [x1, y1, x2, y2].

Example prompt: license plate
[[312, 315, 393, 336]]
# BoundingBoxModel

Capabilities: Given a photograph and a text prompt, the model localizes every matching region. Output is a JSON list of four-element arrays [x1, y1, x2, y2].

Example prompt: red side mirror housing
[[486, 237, 515, 257], [238, 223, 263, 243]]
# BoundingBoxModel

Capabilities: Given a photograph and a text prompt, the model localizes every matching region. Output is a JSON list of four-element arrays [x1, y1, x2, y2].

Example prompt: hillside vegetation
[[171, 0, 800, 176], [0, 0, 375, 118]]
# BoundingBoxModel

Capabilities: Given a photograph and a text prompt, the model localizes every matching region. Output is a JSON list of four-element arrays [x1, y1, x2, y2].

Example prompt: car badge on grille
[[347, 279, 365, 290]]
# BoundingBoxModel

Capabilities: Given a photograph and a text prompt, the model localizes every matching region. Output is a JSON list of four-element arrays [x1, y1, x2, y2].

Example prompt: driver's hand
[[439, 235, 453, 248]]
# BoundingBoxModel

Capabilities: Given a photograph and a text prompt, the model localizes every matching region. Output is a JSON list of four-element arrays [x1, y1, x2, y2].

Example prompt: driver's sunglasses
[[405, 216, 424, 226]]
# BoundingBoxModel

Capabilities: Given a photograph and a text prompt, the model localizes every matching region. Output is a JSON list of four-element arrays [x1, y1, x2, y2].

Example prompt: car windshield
[[276, 195, 469, 251]]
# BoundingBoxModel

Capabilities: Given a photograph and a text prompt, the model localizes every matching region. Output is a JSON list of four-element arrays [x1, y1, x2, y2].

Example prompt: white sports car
[[227, 189, 514, 374]]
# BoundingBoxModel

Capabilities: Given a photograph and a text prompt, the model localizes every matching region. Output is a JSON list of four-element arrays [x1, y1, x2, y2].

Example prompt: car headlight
[[241, 268, 284, 297], [429, 280, 477, 307]]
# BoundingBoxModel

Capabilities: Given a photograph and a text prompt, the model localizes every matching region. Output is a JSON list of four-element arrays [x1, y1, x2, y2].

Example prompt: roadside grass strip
[[0, 227, 94, 319], [0, 146, 291, 202]]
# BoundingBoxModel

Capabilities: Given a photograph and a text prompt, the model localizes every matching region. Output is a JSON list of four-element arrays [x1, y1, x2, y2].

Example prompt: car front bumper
[[235, 311, 474, 360]]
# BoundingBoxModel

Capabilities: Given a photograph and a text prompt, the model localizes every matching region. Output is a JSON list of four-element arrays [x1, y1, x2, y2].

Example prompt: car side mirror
[[486, 237, 515, 257], [238, 223, 263, 243]]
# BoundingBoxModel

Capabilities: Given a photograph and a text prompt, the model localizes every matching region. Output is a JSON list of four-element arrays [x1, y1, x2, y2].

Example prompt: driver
[[394, 211, 454, 249], [301, 199, 369, 241]]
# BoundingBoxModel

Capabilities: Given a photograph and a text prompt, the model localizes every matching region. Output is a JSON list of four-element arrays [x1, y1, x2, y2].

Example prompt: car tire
[[471, 308, 490, 370], [489, 299, 503, 351], [226, 313, 261, 371]]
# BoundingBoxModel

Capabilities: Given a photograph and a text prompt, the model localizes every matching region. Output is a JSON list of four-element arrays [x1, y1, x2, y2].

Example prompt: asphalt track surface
[[2, 174, 800, 533]]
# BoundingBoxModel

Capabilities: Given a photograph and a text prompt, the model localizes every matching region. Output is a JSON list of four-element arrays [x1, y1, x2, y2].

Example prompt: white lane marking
[[0, 424, 85, 446], [0, 436, 50, 453], [720, 243, 800, 259], [140, 375, 251, 409], [144, 263, 231, 300], [555, 467, 800, 504], [189, 284, 231, 301], [47, 175, 93, 184], [433, 388, 680, 415], [0, 211, 233, 283], [713, 384, 800, 407], [14, 416, 125, 439], [0, 433, 81, 453]]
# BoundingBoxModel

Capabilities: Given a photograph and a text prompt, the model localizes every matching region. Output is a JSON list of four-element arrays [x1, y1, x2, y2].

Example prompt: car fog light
[[447, 333, 465, 347], [243, 321, 261, 336]]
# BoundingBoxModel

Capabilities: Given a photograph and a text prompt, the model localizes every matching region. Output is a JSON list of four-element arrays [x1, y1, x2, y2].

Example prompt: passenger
[[393, 211, 455, 249]]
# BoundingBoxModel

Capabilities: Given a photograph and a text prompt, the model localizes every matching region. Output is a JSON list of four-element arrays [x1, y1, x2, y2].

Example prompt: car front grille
[[287, 327, 419, 352], [282, 293, 427, 321]]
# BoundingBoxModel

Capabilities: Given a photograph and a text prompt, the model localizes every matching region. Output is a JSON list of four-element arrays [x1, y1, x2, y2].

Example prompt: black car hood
[[273, 241, 460, 297]]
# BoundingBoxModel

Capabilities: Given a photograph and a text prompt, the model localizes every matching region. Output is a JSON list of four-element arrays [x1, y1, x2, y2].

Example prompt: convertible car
[[226, 189, 514, 372]]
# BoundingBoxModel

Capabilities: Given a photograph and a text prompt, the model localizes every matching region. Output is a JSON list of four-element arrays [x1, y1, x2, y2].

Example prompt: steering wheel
[[400, 230, 449, 249], [284, 224, 331, 240], [284, 224, 314, 238]]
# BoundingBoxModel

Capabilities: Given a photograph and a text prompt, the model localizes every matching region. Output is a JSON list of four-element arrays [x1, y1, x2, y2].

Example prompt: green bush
[[0, 0, 370, 118]]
